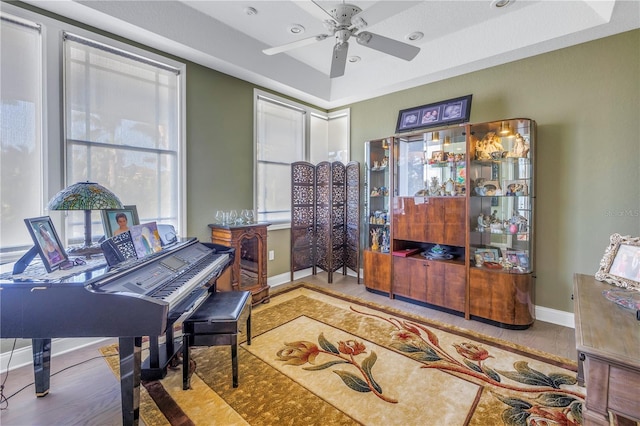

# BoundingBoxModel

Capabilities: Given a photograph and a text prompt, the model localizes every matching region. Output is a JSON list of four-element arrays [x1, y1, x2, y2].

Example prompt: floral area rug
[[101, 283, 585, 426]]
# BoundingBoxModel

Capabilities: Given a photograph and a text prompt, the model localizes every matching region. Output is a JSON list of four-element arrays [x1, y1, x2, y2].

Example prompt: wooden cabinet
[[574, 274, 640, 425], [363, 250, 391, 293], [393, 256, 465, 312], [362, 118, 536, 328], [469, 268, 533, 328], [393, 197, 465, 246], [208, 223, 270, 305]]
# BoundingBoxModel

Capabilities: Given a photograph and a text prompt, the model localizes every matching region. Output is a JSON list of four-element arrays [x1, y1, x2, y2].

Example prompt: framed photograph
[[475, 247, 500, 262], [396, 94, 472, 133], [101, 205, 139, 238], [129, 222, 163, 258], [595, 233, 640, 291], [430, 150, 445, 163], [24, 216, 69, 272]]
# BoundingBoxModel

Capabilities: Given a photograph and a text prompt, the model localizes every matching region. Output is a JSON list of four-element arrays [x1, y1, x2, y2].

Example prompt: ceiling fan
[[262, 1, 421, 78]]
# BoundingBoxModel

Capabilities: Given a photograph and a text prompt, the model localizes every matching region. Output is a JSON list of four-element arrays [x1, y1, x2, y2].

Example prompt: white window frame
[[253, 89, 350, 230], [0, 3, 186, 254]]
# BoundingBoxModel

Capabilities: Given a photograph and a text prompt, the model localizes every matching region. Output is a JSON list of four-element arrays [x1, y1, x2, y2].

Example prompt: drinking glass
[[215, 210, 224, 224], [245, 209, 254, 224], [229, 210, 238, 225]]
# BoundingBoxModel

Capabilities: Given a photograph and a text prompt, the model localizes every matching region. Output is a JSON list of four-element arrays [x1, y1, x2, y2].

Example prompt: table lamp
[[47, 181, 123, 255]]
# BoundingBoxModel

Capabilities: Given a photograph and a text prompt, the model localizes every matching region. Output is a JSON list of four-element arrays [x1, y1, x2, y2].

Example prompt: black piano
[[0, 237, 232, 425]]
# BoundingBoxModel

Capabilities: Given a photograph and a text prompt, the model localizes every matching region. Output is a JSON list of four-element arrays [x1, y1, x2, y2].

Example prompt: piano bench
[[182, 290, 252, 390]]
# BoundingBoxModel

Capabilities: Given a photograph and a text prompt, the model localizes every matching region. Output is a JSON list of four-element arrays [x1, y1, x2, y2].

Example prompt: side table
[[573, 273, 639, 425], [209, 223, 270, 304]]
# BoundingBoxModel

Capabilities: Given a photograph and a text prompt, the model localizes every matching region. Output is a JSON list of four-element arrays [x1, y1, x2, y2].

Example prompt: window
[[0, 12, 43, 258], [0, 3, 185, 262], [63, 33, 184, 243], [254, 90, 349, 226]]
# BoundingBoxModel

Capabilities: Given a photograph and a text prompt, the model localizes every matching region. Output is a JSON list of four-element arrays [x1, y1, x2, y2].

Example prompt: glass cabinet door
[[468, 118, 535, 273], [364, 138, 391, 252], [395, 126, 467, 198]]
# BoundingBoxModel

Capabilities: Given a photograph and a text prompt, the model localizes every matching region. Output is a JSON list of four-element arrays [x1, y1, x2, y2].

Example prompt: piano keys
[[0, 237, 232, 426]]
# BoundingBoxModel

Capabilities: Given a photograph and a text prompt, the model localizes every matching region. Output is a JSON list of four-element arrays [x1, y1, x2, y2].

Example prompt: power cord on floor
[[0, 339, 17, 410], [0, 340, 119, 410]]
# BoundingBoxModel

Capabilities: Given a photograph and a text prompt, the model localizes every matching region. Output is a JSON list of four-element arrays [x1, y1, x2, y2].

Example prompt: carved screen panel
[[291, 162, 316, 280], [290, 161, 360, 283], [314, 162, 332, 276], [345, 161, 360, 281]]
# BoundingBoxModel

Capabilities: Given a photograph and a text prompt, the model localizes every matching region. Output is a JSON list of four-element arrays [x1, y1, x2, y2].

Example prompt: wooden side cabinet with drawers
[[208, 222, 270, 305]]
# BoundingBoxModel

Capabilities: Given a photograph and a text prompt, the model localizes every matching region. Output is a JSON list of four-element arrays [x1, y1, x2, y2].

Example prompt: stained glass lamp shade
[[47, 181, 123, 255]]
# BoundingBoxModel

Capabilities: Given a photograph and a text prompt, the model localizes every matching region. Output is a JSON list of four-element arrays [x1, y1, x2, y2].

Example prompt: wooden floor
[[0, 273, 576, 426]]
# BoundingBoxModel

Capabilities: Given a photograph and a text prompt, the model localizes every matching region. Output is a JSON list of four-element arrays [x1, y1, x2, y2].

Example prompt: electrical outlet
[[268, 250, 275, 261]]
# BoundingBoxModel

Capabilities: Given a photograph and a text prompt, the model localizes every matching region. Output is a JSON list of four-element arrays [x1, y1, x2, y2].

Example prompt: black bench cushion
[[184, 291, 251, 335]]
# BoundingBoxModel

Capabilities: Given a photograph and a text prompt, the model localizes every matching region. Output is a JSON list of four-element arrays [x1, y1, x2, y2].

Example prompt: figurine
[[508, 133, 530, 158], [477, 214, 489, 231], [475, 132, 504, 160], [381, 229, 390, 253], [370, 228, 381, 251], [429, 177, 439, 195]]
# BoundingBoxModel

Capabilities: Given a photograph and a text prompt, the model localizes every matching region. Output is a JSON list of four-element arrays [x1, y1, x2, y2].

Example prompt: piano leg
[[31, 338, 51, 397], [118, 336, 142, 426]]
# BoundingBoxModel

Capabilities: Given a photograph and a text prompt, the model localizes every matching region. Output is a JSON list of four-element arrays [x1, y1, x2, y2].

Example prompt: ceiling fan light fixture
[[288, 24, 305, 35], [490, 0, 515, 8], [406, 32, 424, 42]]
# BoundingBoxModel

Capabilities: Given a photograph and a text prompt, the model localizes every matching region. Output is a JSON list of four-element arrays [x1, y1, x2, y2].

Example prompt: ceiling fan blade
[[263, 34, 329, 55], [294, 0, 336, 24], [356, 31, 420, 61], [330, 42, 349, 78], [352, 1, 422, 28]]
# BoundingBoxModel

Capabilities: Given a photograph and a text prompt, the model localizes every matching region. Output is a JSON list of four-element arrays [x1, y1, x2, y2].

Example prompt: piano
[[0, 237, 232, 426]]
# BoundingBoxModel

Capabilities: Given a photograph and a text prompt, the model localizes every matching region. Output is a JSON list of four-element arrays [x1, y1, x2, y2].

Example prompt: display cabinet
[[361, 118, 536, 328], [363, 138, 392, 293], [467, 118, 535, 328], [208, 223, 270, 305], [391, 126, 467, 314]]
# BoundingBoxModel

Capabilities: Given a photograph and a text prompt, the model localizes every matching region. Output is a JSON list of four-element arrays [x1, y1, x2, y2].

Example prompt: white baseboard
[[535, 305, 575, 329], [1, 337, 108, 373]]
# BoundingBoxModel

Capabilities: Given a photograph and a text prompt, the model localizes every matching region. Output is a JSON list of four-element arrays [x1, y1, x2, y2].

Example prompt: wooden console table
[[573, 273, 640, 425], [209, 223, 270, 304]]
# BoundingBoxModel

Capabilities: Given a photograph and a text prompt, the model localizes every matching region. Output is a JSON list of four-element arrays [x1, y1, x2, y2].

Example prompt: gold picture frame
[[595, 233, 640, 292]]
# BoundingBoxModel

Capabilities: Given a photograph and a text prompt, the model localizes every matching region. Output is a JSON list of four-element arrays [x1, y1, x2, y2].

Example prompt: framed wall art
[[595, 233, 640, 291], [101, 205, 139, 238], [396, 94, 472, 133]]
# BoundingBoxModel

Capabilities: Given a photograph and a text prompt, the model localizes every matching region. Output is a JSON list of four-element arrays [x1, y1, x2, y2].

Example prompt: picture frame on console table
[[24, 216, 69, 272], [595, 233, 640, 291], [102, 205, 140, 238]]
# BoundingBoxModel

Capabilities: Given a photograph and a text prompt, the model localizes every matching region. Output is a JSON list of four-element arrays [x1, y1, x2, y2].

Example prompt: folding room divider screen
[[290, 161, 360, 283]]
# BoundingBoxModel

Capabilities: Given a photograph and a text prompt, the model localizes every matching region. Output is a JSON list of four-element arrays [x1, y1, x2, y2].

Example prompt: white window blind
[[256, 96, 305, 224], [63, 33, 183, 242], [254, 91, 349, 226], [0, 13, 43, 254]]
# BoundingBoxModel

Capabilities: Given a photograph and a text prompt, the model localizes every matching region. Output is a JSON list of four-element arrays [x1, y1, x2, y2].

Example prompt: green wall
[[343, 29, 640, 312], [185, 30, 639, 313]]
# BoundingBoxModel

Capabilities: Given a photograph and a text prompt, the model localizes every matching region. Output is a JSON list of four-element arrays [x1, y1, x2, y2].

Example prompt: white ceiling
[[21, 0, 640, 109]]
